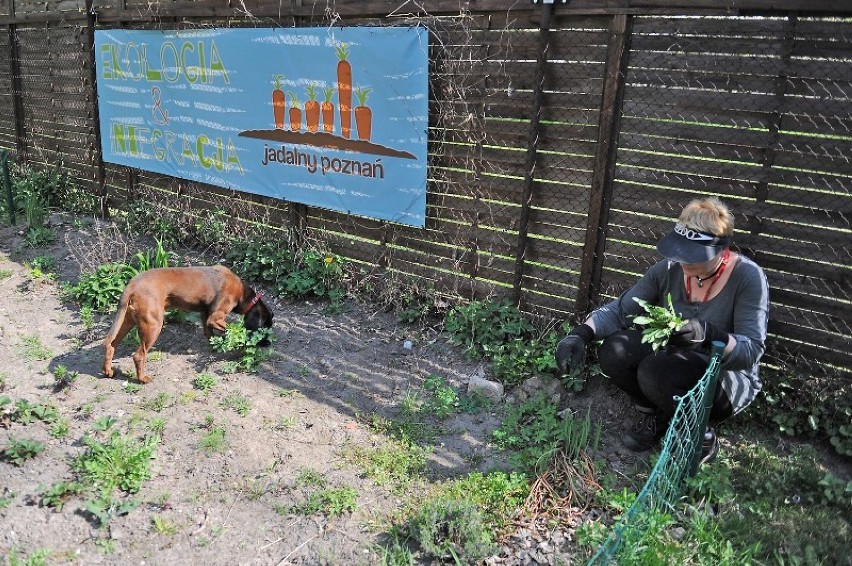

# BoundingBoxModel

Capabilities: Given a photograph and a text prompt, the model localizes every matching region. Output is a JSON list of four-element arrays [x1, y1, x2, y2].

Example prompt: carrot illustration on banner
[[272, 75, 285, 129], [354, 86, 373, 142], [321, 86, 335, 133], [336, 43, 352, 139], [305, 83, 320, 133], [287, 91, 302, 132]]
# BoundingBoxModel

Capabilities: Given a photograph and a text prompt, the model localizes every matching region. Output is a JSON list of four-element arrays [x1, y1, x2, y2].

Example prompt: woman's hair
[[679, 196, 734, 237]]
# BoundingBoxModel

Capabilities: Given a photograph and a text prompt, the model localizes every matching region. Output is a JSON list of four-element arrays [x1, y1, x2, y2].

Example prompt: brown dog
[[102, 265, 273, 383]]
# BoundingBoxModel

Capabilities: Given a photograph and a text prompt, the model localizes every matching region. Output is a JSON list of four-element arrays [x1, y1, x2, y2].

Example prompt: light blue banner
[[95, 27, 428, 227]]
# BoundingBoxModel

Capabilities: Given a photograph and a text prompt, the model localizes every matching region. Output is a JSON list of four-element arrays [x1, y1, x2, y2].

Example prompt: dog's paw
[[138, 374, 153, 384]]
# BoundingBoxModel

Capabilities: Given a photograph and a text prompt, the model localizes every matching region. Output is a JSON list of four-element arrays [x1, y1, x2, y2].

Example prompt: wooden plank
[[620, 116, 773, 148], [622, 98, 774, 129], [629, 49, 786, 76], [619, 131, 767, 164], [630, 35, 786, 57], [631, 16, 789, 35], [623, 84, 778, 114]]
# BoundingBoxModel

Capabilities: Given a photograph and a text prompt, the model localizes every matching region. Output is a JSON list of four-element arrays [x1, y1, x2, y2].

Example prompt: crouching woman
[[555, 196, 769, 463]]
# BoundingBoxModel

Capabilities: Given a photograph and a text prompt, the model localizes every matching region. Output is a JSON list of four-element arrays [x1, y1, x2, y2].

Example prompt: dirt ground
[[0, 214, 643, 565]]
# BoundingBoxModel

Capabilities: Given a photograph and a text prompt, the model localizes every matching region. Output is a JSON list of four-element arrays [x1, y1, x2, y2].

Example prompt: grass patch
[[20, 335, 52, 361], [199, 425, 228, 453], [342, 437, 430, 491], [221, 391, 252, 416]]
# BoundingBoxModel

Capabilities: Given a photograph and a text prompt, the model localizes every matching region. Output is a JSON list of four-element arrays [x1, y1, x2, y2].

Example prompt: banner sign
[[94, 27, 429, 227]]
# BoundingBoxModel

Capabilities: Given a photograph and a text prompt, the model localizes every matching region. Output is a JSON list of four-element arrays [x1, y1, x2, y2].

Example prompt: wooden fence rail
[[0, 0, 850, 377]]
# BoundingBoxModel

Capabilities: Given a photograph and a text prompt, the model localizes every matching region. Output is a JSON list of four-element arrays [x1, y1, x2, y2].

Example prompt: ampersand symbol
[[151, 87, 170, 125]]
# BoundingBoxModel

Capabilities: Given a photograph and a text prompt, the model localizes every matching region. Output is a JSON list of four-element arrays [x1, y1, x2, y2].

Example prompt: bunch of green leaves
[[4, 398, 59, 425], [84, 496, 140, 528], [225, 239, 347, 304], [64, 262, 137, 313], [73, 431, 160, 496], [38, 481, 85, 511], [208, 319, 275, 373], [445, 298, 534, 357], [631, 293, 684, 351], [1, 437, 45, 466]]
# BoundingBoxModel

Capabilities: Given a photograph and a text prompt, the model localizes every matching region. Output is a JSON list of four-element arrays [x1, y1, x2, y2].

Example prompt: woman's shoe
[[699, 427, 719, 465], [622, 412, 668, 452]]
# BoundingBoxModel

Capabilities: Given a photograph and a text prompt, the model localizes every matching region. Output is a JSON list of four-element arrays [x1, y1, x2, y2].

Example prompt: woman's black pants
[[598, 328, 733, 423]]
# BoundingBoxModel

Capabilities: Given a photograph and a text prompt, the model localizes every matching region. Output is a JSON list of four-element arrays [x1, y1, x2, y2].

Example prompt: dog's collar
[[241, 292, 264, 315]]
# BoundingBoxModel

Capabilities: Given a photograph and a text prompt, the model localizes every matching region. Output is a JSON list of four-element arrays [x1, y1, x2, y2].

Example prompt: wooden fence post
[[85, 0, 108, 218], [7, 0, 26, 163], [511, 1, 554, 307], [576, 13, 632, 316]]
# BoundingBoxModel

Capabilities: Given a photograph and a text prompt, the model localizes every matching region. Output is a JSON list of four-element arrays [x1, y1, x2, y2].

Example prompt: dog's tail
[[104, 290, 134, 344]]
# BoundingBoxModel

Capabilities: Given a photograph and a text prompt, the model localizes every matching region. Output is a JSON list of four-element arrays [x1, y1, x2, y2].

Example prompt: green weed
[[6, 398, 59, 425], [38, 481, 85, 511], [49, 418, 71, 439], [406, 498, 496, 564], [5, 547, 52, 566], [192, 372, 217, 393], [0, 490, 14, 509], [143, 391, 174, 412], [52, 364, 79, 390], [20, 335, 52, 361], [199, 425, 228, 453], [84, 495, 140, 528], [73, 431, 159, 496], [65, 262, 137, 313], [343, 437, 430, 490], [421, 374, 458, 419], [290, 486, 358, 517], [225, 239, 347, 304], [1, 437, 45, 466], [492, 396, 599, 474], [152, 514, 178, 535], [444, 299, 571, 388], [27, 256, 56, 278], [221, 391, 252, 416], [209, 319, 274, 373]]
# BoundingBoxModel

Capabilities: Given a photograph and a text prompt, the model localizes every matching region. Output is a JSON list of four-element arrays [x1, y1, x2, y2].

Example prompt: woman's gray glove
[[555, 323, 595, 375], [669, 319, 728, 350]]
